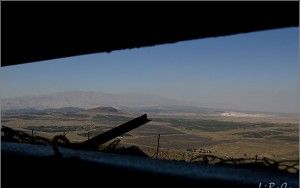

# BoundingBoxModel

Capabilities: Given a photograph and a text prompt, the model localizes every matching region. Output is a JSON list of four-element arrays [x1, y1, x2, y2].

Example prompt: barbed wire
[[2, 126, 298, 174], [121, 142, 299, 174]]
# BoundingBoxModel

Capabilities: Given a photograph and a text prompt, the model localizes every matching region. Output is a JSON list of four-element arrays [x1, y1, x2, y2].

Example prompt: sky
[[1, 27, 299, 113]]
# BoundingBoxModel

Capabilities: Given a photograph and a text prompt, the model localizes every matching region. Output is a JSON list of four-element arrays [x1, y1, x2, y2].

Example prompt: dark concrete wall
[[2, 1, 299, 66]]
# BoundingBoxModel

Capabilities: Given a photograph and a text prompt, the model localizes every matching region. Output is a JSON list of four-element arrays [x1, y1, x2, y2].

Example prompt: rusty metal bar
[[80, 114, 150, 150]]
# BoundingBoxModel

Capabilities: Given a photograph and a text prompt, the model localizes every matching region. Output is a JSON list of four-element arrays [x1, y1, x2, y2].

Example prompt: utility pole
[[156, 134, 160, 159], [31, 130, 34, 143]]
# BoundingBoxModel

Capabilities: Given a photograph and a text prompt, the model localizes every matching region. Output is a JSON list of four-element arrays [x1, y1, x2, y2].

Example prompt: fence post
[[31, 130, 34, 143], [167, 149, 170, 160], [185, 150, 189, 162], [190, 151, 194, 163], [156, 134, 160, 159]]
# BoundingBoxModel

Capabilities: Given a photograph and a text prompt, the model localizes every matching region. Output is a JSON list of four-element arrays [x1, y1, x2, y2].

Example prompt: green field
[[153, 118, 254, 132], [92, 115, 132, 124], [233, 130, 283, 138], [1, 112, 299, 163]]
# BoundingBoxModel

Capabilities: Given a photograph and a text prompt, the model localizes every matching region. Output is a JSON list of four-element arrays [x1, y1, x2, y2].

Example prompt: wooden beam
[[80, 114, 151, 150]]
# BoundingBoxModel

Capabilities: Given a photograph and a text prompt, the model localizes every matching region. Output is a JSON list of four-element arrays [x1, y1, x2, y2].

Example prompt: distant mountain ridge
[[2, 91, 296, 117], [85, 106, 119, 113], [1, 106, 121, 115], [1, 91, 187, 110]]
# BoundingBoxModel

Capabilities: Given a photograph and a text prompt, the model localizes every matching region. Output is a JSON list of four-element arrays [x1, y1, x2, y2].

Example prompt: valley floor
[[1, 111, 299, 172]]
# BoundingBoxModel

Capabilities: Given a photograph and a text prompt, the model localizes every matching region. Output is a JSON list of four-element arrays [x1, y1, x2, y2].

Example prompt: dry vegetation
[[2, 110, 299, 172]]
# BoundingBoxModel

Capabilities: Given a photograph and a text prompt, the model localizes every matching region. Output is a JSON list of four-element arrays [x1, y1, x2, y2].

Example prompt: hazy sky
[[1, 27, 299, 113]]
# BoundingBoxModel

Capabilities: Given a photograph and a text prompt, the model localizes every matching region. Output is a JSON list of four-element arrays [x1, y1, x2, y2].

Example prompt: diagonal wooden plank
[[80, 114, 151, 150]]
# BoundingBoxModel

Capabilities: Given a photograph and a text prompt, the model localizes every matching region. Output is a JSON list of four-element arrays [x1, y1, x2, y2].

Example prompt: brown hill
[[85, 107, 119, 113]]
